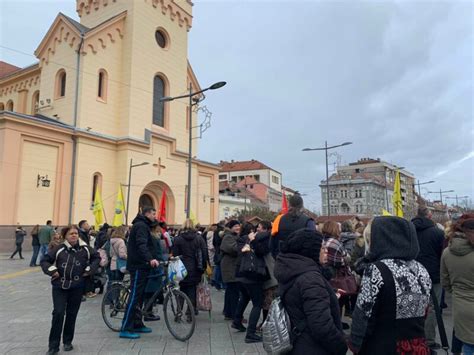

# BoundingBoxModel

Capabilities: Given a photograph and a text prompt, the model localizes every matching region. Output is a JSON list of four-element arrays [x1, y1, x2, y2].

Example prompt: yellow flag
[[112, 185, 125, 227], [189, 211, 198, 225], [392, 171, 404, 217], [93, 185, 105, 228], [382, 209, 392, 216]]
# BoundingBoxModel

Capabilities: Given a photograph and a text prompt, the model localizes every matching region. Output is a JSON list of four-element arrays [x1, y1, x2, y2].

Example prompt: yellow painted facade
[[0, 0, 219, 227]]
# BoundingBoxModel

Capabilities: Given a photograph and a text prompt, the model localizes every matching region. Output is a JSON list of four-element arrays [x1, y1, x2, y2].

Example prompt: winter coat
[[110, 237, 127, 271], [78, 228, 90, 245], [441, 232, 474, 344], [212, 230, 224, 265], [38, 225, 54, 245], [40, 239, 100, 290], [235, 231, 271, 284], [31, 232, 40, 247], [220, 230, 240, 283], [350, 234, 365, 270], [271, 213, 313, 257], [274, 253, 347, 355], [15, 228, 26, 244], [126, 214, 156, 271], [172, 231, 208, 285], [340, 232, 357, 254], [412, 217, 444, 283], [350, 216, 431, 354]]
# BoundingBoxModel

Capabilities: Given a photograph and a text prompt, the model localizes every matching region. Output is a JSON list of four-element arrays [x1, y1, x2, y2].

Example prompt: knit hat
[[281, 228, 323, 263], [368, 216, 419, 262], [226, 220, 241, 229]]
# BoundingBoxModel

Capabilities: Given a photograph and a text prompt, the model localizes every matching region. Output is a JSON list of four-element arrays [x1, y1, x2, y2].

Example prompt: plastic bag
[[262, 297, 293, 354], [168, 257, 188, 284], [197, 276, 212, 311]]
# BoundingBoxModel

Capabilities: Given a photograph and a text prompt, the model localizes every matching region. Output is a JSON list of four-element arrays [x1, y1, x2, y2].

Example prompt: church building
[[0, 0, 220, 236]]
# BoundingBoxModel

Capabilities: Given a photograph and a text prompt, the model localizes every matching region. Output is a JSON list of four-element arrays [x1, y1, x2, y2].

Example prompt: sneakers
[[231, 322, 247, 332], [119, 331, 141, 339], [86, 292, 97, 298], [134, 326, 152, 333], [245, 334, 262, 343], [46, 349, 59, 355], [63, 344, 73, 352], [144, 313, 161, 321]]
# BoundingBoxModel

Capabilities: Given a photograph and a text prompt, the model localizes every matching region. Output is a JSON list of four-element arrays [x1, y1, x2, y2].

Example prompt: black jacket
[[412, 217, 444, 283], [235, 231, 271, 284], [78, 229, 90, 245], [126, 214, 156, 271], [41, 239, 100, 290], [274, 253, 347, 355], [271, 213, 312, 257], [172, 231, 208, 285]]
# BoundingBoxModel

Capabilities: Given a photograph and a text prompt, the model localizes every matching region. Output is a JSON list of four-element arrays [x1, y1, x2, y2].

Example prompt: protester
[[41, 225, 100, 355], [38, 220, 55, 258], [212, 222, 226, 290], [271, 193, 315, 257], [441, 214, 474, 355], [28, 224, 41, 266], [349, 216, 432, 354], [109, 226, 127, 282], [119, 207, 160, 339], [412, 206, 445, 350], [10, 225, 26, 259], [220, 220, 241, 320], [172, 219, 208, 318], [274, 228, 347, 354], [95, 223, 110, 250], [206, 224, 217, 269], [340, 220, 358, 254], [48, 232, 63, 251], [77, 220, 91, 245]]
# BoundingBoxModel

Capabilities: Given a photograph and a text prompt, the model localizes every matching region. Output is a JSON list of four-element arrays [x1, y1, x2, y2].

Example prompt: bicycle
[[101, 257, 196, 342]]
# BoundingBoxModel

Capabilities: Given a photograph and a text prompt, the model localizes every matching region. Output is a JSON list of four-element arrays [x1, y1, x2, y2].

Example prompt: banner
[[112, 184, 125, 227]]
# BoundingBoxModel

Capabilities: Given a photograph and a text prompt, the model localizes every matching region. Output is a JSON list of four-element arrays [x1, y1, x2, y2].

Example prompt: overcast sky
[[1, 0, 473, 212]]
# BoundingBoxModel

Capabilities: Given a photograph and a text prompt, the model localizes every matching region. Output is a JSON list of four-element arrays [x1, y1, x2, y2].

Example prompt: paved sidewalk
[[0, 252, 454, 354]]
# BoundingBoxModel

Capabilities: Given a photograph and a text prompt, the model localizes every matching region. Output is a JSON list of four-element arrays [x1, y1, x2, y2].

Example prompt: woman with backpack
[[172, 219, 208, 317], [274, 228, 347, 354]]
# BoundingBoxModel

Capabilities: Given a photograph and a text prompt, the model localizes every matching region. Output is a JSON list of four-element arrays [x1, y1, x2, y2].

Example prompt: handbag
[[197, 276, 212, 311], [239, 249, 267, 280], [329, 266, 358, 295], [168, 257, 188, 283], [116, 257, 127, 273]]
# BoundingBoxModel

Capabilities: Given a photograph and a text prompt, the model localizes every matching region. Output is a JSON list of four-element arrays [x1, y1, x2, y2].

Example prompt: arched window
[[341, 203, 350, 214], [55, 69, 66, 98], [97, 69, 108, 101], [91, 173, 102, 203], [31, 91, 40, 114], [152, 75, 166, 127], [0, 103, 4, 110], [6, 100, 14, 111]]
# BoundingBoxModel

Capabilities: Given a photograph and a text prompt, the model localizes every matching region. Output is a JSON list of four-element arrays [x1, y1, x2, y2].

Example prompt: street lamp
[[161, 81, 226, 219], [414, 180, 435, 196], [445, 195, 469, 207], [428, 189, 454, 205], [302, 141, 353, 216], [125, 159, 149, 225]]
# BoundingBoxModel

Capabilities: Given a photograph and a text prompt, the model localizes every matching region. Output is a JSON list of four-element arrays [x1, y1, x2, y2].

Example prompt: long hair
[[31, 224, 40, 235], [182, 219, 195, 232], [322, 221, 340, 239]]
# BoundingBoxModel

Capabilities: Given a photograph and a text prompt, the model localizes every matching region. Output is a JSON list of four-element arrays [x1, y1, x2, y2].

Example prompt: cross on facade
[[153, 157, 166, 175]]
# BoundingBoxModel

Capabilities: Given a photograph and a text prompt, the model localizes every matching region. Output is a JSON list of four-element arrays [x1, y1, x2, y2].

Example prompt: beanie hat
[[368, 216, 419, 262], [226, 220, 241, 229], [281, 228, 323, 263]]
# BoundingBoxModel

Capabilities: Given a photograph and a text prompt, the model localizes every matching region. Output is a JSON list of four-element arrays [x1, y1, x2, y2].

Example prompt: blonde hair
[[182, 219, 195, 231], [363, 220, 372, 255], [111, 226, 126, 239]]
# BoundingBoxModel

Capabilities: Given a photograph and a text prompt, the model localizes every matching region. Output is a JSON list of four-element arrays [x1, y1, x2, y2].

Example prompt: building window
[[341, 203, 350, 213], [91, 173, 102, 203], [155, 28, 169, 49], [31, 91, 40, 114], [272, 176, 280, 184], [355, 189, 362, 198], [0, 103, 4, 110], [231, 176, 237, 183], [219, 174, 227, 180], [6, 100, 13, 111], [254, 175, 260, 182], [355, 204, 363, 213], [238, 176, 244, 181], [152, 75, 166, 127], [55, 70, 66, 98], [340, 190, 348, 198], [97, 69, 108, 101]]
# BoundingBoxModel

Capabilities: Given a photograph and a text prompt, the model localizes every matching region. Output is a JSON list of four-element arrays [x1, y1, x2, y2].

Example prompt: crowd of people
[[9, 193, 474, 355]]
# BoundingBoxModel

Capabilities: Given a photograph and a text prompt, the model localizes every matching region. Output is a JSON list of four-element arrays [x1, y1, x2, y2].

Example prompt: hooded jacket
[[15, 228, 26, 244], [220, 230, 240, 283], [274, 253, 347, 355], [350, 217, 431, 355], [126, 214, 156, 271], [412, 216, 445, 283], [441, 232, 474, 344], [172, 230, 208, 285], [271, 213, 313, 257], [235, 231, 271, 284]]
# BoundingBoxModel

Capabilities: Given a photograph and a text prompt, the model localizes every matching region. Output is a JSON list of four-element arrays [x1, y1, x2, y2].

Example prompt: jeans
[[452, 330, 463, 353], [48, 287, 83, 350], [223, 282, 240, 319], [10, 243, 23, 258], [180, 284, 197, 311], [40, 243, 49, 260], [234, 283, 263, 336], [463, 342, 474, 355], [212, 264, 225, 289], [121, 269, 149, 332], [425, 283, 443, 345], [30, 245, 40, 266]]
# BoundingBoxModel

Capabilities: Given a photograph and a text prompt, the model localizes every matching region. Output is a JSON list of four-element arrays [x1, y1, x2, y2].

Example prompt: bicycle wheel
[[163, 288, 196, 341], [101, 283, 129, 332]]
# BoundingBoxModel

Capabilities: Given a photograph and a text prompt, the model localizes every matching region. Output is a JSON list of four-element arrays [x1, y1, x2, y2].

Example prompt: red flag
[[281, 191, 288, 214], [158, 188, 167, 222]]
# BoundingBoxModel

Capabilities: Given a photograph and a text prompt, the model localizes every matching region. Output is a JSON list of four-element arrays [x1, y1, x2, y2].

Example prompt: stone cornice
[[76, 0, 117, 17], [0, 71, 41, 97], [0, 64, 40, 87], [148, 0, 193, 31], [81, 11, 126, 55]]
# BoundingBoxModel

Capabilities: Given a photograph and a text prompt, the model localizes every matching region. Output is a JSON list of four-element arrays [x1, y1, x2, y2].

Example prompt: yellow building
[[0, 0, 220, 237]]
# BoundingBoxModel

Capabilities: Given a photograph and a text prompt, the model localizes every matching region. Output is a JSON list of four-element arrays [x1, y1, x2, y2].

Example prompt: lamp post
[[414, 180, 435, 196], [428, 189, 454, 205], [302, 141, 353, 216], [125, 159, 149, 225], [445, 195, 469, 207], [161, 81, 226, 219]]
